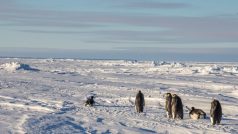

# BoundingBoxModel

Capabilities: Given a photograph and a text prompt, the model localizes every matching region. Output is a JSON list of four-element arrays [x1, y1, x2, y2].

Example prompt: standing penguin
[[171, 94, 183, 119], [164, 93, 172, 118], [135, 90, 145, 113], [210, 99, 222, 125]]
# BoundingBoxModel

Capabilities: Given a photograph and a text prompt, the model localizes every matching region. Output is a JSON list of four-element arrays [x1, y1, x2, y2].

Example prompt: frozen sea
[[0, 58, 237, 133]]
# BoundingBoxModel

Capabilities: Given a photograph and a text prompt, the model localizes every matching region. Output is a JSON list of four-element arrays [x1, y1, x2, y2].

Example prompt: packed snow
[[0, 58, 237, 134]]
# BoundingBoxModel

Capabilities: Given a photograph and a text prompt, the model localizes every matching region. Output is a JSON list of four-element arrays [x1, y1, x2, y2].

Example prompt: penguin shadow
[[138, 128, 157, 134], [146, 107, 164, 114], [95, 104, 133, 108], [220, 118, 238, 125], [196, 116, 238, 126]]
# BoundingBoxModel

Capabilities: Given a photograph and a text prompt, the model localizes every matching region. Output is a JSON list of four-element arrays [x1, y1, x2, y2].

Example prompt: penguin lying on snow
[[85, 95, 95, 106], [186, 106, 206, 120]]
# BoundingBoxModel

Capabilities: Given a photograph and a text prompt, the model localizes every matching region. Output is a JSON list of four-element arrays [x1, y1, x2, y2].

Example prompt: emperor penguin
[[187, 106, 206, 120], [210, 99, 222, 125], [164, 93, 172, 118], [135, 90, 145, 113], [85, 95, 95, 106], [171, 94, 183, 119]]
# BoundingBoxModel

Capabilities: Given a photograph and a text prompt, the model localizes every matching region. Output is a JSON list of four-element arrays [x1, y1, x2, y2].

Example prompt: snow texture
[[0, 58, 237, 134]]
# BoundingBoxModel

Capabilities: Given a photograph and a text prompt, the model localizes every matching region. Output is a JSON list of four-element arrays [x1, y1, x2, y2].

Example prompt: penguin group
[[85, 91, 222, 125], [163, 92, 222, 125], [134, 91, 222, 125]]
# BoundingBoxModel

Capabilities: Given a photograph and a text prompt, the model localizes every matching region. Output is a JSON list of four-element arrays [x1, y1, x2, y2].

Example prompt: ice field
[[0, 58, 238, 134]]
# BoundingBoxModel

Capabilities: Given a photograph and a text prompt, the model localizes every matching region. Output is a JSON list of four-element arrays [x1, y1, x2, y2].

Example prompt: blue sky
[[0, 0, 238, 60]]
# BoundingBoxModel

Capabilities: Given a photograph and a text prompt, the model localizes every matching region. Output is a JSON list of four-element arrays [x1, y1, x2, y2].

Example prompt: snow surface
[[0, 58, 238, 134]]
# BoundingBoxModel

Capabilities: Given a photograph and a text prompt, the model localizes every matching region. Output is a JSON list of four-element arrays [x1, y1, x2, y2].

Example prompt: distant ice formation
[[0, 62, 40, 72]]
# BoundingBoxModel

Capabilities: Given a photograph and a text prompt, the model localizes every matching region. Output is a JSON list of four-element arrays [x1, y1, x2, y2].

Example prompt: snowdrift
[[0, 62, 40, 72]]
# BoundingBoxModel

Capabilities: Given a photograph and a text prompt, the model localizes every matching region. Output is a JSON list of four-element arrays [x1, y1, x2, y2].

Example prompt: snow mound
[[153, 61, 186, 67], [153, 61, 169, 66], [195, 65, 238, 75], [198, 65, 223, 75], [223, 66, 238, 74], [0, 62, 40, 72], [208, 65, 223, 74]]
